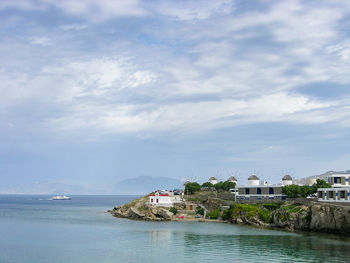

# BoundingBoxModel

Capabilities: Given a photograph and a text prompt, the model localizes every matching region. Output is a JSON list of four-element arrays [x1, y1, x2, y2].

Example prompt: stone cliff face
[[308, 204, 350, 235], [226, 201, 350, 235]]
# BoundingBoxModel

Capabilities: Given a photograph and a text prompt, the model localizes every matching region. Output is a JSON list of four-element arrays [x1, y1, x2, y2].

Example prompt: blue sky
[[1, 0, 350, 194]]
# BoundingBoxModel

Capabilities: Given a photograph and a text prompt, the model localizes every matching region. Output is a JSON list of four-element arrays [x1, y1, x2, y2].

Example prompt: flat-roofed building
[[233, 175, 287, 202], [318, 173, 350, 202]]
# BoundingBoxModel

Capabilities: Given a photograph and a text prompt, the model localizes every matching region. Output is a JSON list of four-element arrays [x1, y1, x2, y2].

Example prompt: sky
[[1, 0, 350, 194]]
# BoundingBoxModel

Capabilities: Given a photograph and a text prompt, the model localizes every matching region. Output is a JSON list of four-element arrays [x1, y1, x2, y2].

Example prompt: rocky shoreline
[[109, 194, 350, 236]]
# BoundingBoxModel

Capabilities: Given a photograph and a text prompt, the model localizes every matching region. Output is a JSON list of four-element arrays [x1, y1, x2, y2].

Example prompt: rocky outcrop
[[109, 195, 174, 221], [308, 204, 350, 235], [109, 194, 350, 236]]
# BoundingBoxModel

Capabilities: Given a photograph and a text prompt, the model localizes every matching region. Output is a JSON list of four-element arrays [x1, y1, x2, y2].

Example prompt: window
[[334, 177, 341, 184], [340, 191, 345, 199], [245, 188, 250, 195], [151, 198, 153, 203], [257, 188, 261, 195], [156, 199, 159, 203], [269, 188, 274, 194]]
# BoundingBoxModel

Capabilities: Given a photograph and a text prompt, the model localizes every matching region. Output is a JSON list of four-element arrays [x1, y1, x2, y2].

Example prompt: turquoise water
[[1, 195, 350, 263]]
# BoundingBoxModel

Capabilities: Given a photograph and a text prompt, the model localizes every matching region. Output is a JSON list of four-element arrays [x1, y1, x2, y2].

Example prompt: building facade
[[232, 175, 288, 202], [318, 174, 350, 202], [149, 191, 182, 206]]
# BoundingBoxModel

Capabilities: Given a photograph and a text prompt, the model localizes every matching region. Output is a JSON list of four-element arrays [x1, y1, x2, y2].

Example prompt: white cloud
[[45, 92, 336, 136], [154, 0, 234, 21], [30, 37, 51, 46], [0, 0, 147, 22]]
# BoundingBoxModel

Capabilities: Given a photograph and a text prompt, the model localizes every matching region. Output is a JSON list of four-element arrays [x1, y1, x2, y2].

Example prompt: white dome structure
[[209, 176, 218, 185], [228, 176, 237, 184], [248, 174, 260, 186], [282, 175, 293, 186]]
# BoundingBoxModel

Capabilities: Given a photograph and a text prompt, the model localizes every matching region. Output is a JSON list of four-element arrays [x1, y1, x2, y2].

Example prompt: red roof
[[149, 194, 169, 196]]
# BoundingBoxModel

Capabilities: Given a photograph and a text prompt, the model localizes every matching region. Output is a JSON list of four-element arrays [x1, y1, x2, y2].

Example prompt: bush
[[196, 206, 204, 215], [169, 207, 178, 215], [263, 203, 281, 210], [207, 208, 221, 219], [184, 182, 201, 194]]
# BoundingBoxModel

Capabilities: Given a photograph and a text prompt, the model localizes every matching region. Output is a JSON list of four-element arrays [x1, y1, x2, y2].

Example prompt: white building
[[149, 191, 182, 207], [318, 174, 350, 202], [228, 176, 238, 185], [209, 176, 218, 185], [248, 174, 260, 186], [282, 175, 293, 186]]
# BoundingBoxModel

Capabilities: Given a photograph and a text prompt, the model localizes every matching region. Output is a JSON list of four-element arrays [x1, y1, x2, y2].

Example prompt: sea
[[0, 195, 350, 263]]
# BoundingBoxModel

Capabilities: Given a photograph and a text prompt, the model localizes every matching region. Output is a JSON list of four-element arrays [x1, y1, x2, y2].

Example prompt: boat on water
[[51, 195, 71, 200]]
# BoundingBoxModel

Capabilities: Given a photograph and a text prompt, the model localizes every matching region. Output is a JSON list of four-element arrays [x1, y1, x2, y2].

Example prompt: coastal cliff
[[109, 194, 350, 236]]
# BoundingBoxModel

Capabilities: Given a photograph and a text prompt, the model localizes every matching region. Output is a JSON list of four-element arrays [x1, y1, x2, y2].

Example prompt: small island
[[110, 173, 350, 236]]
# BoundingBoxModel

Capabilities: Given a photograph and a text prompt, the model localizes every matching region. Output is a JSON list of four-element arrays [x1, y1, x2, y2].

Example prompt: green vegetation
[[282, 179, 330, 198], [169, 207, 178, 215], [310, 179, 331, 193], [222, 204, 272, 223], [207, 208, 221, 219], [263, 203, 281, 210], [184, 182, 201, 194], [214, 181, 236, 191], [201, 182, 214, 188], [196, 206, 204, 215]]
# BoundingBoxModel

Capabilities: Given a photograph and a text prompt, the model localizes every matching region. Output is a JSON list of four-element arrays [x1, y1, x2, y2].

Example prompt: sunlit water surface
[[0, 195, 349, 263]]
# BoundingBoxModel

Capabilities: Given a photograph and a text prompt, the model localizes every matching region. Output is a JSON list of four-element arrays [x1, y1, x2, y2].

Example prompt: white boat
[[51, 195, 71, 200]]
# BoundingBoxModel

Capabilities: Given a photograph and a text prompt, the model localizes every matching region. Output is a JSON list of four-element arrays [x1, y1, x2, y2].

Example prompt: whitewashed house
[[149, 191, 182, 207]]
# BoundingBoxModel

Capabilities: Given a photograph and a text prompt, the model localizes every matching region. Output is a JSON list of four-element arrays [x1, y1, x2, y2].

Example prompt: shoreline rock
[[109, 194, 350, 236]]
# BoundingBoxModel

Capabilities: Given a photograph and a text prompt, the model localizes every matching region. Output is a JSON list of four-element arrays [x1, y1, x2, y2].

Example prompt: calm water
[[0, 195, 350, 263]]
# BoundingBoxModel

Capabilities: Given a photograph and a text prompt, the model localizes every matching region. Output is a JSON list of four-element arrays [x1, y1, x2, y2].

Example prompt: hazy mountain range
[[0, 176, 183, 195], [2, 170, 350, 195]]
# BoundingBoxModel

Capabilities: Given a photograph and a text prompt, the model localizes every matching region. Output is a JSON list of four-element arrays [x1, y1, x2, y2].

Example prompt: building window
[[269, 188, 274, 194], [329, 191, 334, 199], [156, 199, 159, 203], [334, 177, 341, 184], [245, 188, 250, 195], [151, 198, 153, 203], [257, 188, 261, 195], [340, 191, 345, 199]]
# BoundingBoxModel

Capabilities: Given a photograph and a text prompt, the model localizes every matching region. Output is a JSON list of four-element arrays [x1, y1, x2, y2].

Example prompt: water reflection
[[182, 232, 350, 262]]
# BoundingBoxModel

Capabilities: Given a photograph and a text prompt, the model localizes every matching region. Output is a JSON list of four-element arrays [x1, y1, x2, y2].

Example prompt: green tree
[[201, 182, 214, 188], [222, 181, 236, 191], [299, 185, 312, 197], [282, 184, 300, 198], [185, 182, 201, 194], [311, 179, 331, 194]]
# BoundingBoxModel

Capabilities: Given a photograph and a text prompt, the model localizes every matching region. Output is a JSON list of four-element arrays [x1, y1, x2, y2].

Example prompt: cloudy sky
[[1, 0, 350, 194]]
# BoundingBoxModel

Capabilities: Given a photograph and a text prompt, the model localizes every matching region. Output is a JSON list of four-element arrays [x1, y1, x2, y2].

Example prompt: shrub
[[207, 208, 221, 219], [263, 203, 281, 210], [196, 206, 204, 215], [169, 207, 178, 215]]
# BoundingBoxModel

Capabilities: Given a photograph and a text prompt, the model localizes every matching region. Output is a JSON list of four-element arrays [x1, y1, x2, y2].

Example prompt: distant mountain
[[296, 170, 350, 185], [114, 176, 183, 195]]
